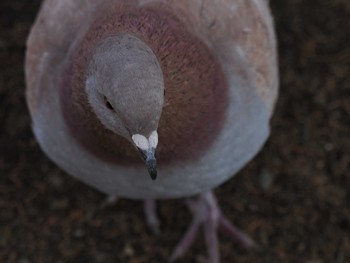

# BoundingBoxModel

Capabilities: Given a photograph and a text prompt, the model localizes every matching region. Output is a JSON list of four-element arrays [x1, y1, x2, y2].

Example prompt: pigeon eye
[[103, 96, 114, 111]]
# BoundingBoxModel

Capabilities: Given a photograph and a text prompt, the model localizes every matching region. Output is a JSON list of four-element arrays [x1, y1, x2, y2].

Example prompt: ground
[[0, 1, 349, 262]]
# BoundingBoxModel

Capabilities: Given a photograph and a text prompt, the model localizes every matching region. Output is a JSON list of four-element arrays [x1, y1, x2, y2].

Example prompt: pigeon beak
[[140, 148, 157, 180], [132, 131, 159, 180]]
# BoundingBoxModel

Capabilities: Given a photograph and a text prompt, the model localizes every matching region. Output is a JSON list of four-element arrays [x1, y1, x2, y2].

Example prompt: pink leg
[[204, 213, 220, 263], [169, 191, 256, 263], [143, 198, 160, 235]]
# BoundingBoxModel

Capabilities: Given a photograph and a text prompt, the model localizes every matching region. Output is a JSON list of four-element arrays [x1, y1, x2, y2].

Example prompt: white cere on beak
[[148, 130, 158, 149], [132, 134, 149, 151], [132, 130, 158, 150]]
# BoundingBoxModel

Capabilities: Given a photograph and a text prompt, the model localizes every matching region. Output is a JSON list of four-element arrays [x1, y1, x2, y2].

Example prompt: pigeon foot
[[169, 191, 256, 263]]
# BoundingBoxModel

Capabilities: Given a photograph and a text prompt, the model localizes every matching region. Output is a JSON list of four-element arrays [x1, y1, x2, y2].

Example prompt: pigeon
[[25, 0, 278, 262]]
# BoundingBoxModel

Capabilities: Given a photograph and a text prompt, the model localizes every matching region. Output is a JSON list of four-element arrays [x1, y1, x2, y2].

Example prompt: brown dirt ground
[[1, 1, 349, 262]]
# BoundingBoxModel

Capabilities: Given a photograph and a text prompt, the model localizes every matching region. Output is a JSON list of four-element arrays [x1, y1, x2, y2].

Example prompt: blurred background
[[0, 1, 349, 262]]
